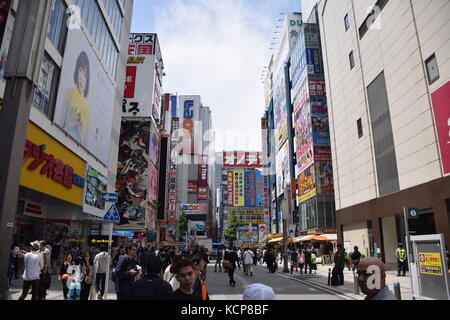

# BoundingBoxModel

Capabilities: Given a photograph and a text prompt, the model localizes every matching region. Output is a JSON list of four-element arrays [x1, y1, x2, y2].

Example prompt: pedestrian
[[50, 240, 61, 275], [243, 283, 276, 300], [67, 257, 82, 300], [39, 241, 51, 271], [94, 245, 109, 300], [356, 258, 397, 300], [18, 241, 43, 300], [298, 249, 305, 274], [395, 244, 407, 276], [304, 249, 312, 274], [224, 247, 239, 287], [333, 244, 346, 285], [290, 248, 298, 274], [7, 245, 16, 288], [198, 246, 210, 281], [115, 244, 138, 300], [112, 245, 125, 268], [243, 248, 254, 276], [38, 266, 51, 300], [129, 253, 173, 300], [263, 248, 276, 273], [311, 250, 317, 274], [163, 253, 182, 290], [351, 246, 362, 272], [192, 254, 209, 300], [252, 248, 258, 267], [79, 251, 95, 300], [59, 254, 75, 300], [214, 247, 223, 272], [171, 258, 202, 300]]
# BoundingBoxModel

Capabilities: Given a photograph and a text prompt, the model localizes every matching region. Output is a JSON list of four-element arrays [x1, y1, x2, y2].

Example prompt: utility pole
[[0, 0, 52, 300], [282, 198, 289, 273]]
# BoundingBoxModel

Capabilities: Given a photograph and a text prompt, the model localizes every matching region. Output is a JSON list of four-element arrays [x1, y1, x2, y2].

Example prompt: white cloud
[[136, 0, 298, 152]]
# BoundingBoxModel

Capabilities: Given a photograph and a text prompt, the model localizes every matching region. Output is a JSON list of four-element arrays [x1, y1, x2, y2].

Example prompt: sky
[[131, 0, 316, 152]]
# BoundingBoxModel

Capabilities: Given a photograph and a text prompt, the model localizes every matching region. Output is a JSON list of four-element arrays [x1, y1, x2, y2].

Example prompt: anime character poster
[[116, 121, 150, 228]]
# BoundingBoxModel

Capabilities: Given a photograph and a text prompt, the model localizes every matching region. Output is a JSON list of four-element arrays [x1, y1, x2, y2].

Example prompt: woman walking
[[59, 254, 75, 300], [298, 249, 305, 274], [79, 251, 95, 300], [224, 248, 240, 287]]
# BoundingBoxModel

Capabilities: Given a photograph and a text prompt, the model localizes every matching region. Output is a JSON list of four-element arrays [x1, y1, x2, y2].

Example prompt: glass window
[[344, 14, 350, 31], [33, 53, 60, 119], [425, 54, 439, 85], [47, 0, 68, 55], [349, 51, 355, 69]]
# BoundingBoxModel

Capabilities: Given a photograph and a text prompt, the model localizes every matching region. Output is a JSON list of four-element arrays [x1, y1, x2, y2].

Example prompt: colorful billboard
[[123, 33, 157, 117], [298, 164, 316, 203], [180, 204, 200, 215], [275, 143, 289, 196], [54, 28, 114, 164], [148, 164, 158, 203], [311, 103, 330, 146], [255, 170, 263, 207], [84, 166, 107, 210], [233, 171, 245, 207], [316, 162, 334, 194], [431, 81, 450, 175], [150, 122, 159, 167], [178, 96, 201, 155], [245, 171, 256, 207], [116, 121, 150, 227]]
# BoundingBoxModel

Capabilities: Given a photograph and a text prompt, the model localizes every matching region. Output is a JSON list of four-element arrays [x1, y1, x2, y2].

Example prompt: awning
[[293, 234, 337, 242], [267, 237, 293, 243]]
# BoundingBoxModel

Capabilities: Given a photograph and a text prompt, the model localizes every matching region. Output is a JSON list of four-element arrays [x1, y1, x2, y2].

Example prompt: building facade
[[318, 0, 450, 266], [9, 0, 133, 248]]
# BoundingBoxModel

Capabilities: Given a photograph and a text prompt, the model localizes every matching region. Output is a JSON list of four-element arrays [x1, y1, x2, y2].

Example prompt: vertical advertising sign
[[168, 117, 179, 228], [245, 171, 256, 207], [123, 33, 157, 117], [431, 81, 450, 175], [54, 28, 115, 164], [148, 164, 158, 203], [234, 171, 245, 207], [255, 170, 263, 207], [198, 155, 208, 200], [311, 103, 330, 146], [227, 171, 234, 207], [298, 164, 316, 203]]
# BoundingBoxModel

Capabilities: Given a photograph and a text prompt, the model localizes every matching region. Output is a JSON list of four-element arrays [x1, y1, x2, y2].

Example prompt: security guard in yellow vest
[[396, 244, 407, 276]]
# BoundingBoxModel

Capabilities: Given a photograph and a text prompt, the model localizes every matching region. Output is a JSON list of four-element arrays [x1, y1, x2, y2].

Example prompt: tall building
[[174, 96, 215, 247], [318, 0, 450, 266], [116, 32, 164, 243], [9, 0, 133, 247]]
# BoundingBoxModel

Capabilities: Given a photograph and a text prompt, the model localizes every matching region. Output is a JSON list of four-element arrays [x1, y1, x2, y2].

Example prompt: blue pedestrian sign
[[101, 192, 118, 203], [104, 204, 120, 224]]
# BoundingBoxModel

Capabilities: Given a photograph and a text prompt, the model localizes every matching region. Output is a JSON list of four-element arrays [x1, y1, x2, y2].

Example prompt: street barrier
[[328, 268, 331, 286], [394, 282, 402, 300], [353, 272, 360, 295]]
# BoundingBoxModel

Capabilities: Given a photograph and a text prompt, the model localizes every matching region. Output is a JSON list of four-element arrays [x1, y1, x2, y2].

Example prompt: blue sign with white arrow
[[101, 192, 118, 203], [104, 204, 120, 224]]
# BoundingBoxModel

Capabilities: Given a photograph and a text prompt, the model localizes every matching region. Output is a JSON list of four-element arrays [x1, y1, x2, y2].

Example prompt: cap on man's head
[[243, 283, 275, 300], [30, 241, 40, 250]]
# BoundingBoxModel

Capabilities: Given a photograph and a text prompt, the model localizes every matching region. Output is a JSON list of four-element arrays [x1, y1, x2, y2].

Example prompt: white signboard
[[122, 33, 157, 117]]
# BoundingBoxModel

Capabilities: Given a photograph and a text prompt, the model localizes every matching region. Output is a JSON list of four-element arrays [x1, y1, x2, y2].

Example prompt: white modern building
[[316, 0, 450, 266]]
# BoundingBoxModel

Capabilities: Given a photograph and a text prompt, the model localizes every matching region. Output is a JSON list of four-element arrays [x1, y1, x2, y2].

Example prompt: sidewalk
[[6, 274, 117, 300], [268, 262, 413, 300]]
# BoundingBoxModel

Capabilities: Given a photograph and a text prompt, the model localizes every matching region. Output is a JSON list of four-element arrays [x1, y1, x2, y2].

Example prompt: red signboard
[[431, 81, 450, 175], [124, 66, 137, 98], [223, 152, 262, 168], [198, 156, 208, 200]]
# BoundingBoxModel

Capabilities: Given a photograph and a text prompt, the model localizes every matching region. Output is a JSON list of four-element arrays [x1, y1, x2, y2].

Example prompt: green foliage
[[224, 211, 239, 247], [178, 210, 188, 241]]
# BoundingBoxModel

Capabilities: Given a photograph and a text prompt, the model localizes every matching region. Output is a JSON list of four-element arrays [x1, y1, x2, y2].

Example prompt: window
[[357, 118, 363, 138], [344, 14, 350, 31], [47, 0, 68, 55], [33, 53, 60, 119], [349, 51, 355, 69], [425, 54, 439, 85]]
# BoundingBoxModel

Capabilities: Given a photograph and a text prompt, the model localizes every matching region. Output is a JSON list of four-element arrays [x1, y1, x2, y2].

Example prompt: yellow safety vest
[[397, 249, 406, 259], [311, 254, 317, 264]]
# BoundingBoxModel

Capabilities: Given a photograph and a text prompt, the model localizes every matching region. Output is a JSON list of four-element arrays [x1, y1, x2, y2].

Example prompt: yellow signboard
[[233, 171, 245, 207], [419, 252, 443, 276], [20, 122, 86, 206]]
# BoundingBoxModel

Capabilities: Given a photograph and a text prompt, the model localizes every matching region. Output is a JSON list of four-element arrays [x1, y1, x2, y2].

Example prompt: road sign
[[101, 192, 118, 203], [104, 204, 120, 224]]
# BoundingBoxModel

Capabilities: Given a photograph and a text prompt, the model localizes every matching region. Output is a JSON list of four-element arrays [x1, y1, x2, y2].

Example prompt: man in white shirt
[[19, 241, 44, 300], [243, 249, 255, 276]]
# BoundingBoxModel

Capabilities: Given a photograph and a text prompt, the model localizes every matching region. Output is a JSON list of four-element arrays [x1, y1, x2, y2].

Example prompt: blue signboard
[[255, 171, 263, 207], [101, 192, 118, 203], [245, 171, 256, 207], [104, 204, 120, 224], [306, 48, 321, 75]]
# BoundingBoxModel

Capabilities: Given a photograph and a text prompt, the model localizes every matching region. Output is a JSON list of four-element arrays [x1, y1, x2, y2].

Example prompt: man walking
[[94, 245, 109, 300], [351, 246, 362, 271], [243, 248, 254, 276], [334, 244, 346, 285], [396, 244, 407, 276], [115, 244, 138, 300], [50, 240, 61, 275], [18, 241, 43, 300], [39, 241, 51, 271], [214, 247, 223, 272]]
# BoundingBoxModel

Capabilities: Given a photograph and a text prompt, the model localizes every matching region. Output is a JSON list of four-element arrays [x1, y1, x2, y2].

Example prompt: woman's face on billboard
[[77, 66, 87, 94]]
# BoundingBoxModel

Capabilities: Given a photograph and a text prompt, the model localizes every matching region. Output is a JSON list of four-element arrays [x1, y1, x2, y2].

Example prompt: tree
[[178, 210, 188, 242], [224, 211, 239, 248]]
